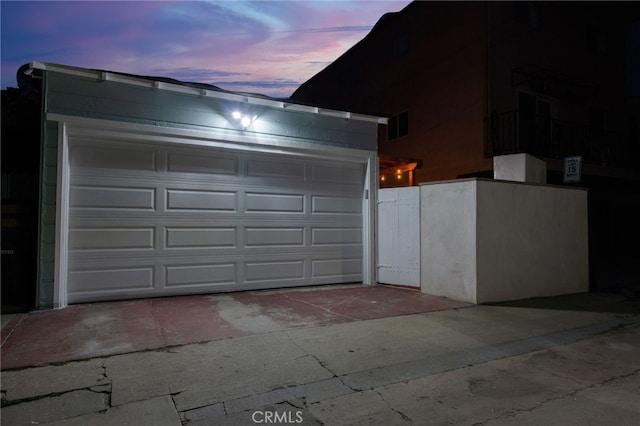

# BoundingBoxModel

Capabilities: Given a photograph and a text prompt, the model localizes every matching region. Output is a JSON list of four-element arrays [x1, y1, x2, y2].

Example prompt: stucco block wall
[[493, 153, 547, 184], [420, 181, 477, 302], [420, 179, 588, 304], [475, 180, 588, 303]]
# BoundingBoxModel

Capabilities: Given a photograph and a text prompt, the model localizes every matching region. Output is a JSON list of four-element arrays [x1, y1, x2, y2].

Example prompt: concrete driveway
[[1, 285, 639, 425], [1, 284, 468, 370]]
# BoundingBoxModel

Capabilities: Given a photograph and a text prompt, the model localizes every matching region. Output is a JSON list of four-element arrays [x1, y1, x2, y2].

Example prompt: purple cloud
[[1, 1, 412, 98]]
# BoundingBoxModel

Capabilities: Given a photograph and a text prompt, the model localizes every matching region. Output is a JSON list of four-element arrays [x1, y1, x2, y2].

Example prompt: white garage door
[[67, 139, 365, 303]]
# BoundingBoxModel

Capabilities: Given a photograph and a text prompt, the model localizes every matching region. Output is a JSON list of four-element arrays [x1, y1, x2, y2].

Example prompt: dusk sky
[[1, 0, 412, 98]]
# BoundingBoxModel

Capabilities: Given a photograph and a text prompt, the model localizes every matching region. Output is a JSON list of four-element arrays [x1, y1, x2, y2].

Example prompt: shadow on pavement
[[487, 290, 640, 315]]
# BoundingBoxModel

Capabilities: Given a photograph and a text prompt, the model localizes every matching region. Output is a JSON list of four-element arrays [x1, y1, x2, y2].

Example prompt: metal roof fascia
[[28, 62, 388, 125]]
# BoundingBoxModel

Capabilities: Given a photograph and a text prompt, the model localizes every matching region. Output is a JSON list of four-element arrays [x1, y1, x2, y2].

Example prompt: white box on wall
[[493, 153, 547, 184]]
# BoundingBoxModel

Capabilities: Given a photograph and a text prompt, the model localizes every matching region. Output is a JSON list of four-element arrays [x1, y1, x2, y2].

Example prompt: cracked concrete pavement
[[1, 294, 639, 425]]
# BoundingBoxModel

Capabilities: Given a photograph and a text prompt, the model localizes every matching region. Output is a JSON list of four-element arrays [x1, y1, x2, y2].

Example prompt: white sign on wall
[[563, 156, 582, 183]]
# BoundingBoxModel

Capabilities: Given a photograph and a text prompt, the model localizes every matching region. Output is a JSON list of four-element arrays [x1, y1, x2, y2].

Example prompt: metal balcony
[[484, 110, 632, 169]]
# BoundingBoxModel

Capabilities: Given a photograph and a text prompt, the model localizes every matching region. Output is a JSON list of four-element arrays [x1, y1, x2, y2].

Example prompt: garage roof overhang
[[27, 62, 388, 125]]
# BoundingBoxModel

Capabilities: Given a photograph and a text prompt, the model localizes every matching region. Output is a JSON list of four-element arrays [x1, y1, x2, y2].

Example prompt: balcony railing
[[484, 111, 631, 168]]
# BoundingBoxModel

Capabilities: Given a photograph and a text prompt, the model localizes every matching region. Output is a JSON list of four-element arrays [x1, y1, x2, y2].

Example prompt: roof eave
[[28, 61, 388, 125]]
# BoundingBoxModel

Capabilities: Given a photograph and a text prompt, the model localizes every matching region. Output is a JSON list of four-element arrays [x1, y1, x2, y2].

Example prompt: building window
[[388, 111, 409, 140]]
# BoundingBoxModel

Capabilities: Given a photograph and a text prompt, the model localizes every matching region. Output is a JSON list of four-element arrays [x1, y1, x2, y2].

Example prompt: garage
[[25, 62, 381, 309], [67, 139, 366, 303]]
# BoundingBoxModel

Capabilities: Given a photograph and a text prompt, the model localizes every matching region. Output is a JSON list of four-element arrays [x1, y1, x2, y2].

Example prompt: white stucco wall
[[420, 180, 477, 303], [475, 180, 589, 303], [420, 178, 589, 304], [493, 153, 547, 184]]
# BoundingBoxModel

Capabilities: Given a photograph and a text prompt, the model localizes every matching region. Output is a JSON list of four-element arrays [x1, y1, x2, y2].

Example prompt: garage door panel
[[166, 189, 237, 212], [247, 157, 306, 180], [312, 196, 362, 214], [312, 227, 362, 245], [67, 140, 366, 303], [68, 224, 362, 252], [312, 258, 362, 279], [166, 151, 238, 175], [245, 260, 305, 282], [245, 227, 305, 247], [71, 186, 156, 210], [69, 227, 155, 250], [68, 267, 155, 293], [311, 163, 364, 184], [71, 143, 157, 172], [165, 227, 237, 248], [245, 192, 305, 213], [240, 217, 362, 227], [165, 263, 237, 287]]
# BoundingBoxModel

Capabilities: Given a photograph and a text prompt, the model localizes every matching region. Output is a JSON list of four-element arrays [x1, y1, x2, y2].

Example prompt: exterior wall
[[475, 179, 589, 303], [292, 2, 492, 182], [420, 179, 588, 304], [488, 2, 633, 126], [45, 72, 378, 151], [36, 120, 59, 309], [292, 1, 638, 181], [420, 180, 477, 303], [376, 2, 490, 182]]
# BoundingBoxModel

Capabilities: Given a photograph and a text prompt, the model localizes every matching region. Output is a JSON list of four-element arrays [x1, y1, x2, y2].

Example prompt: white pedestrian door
[[377, 187, 420, 287]]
